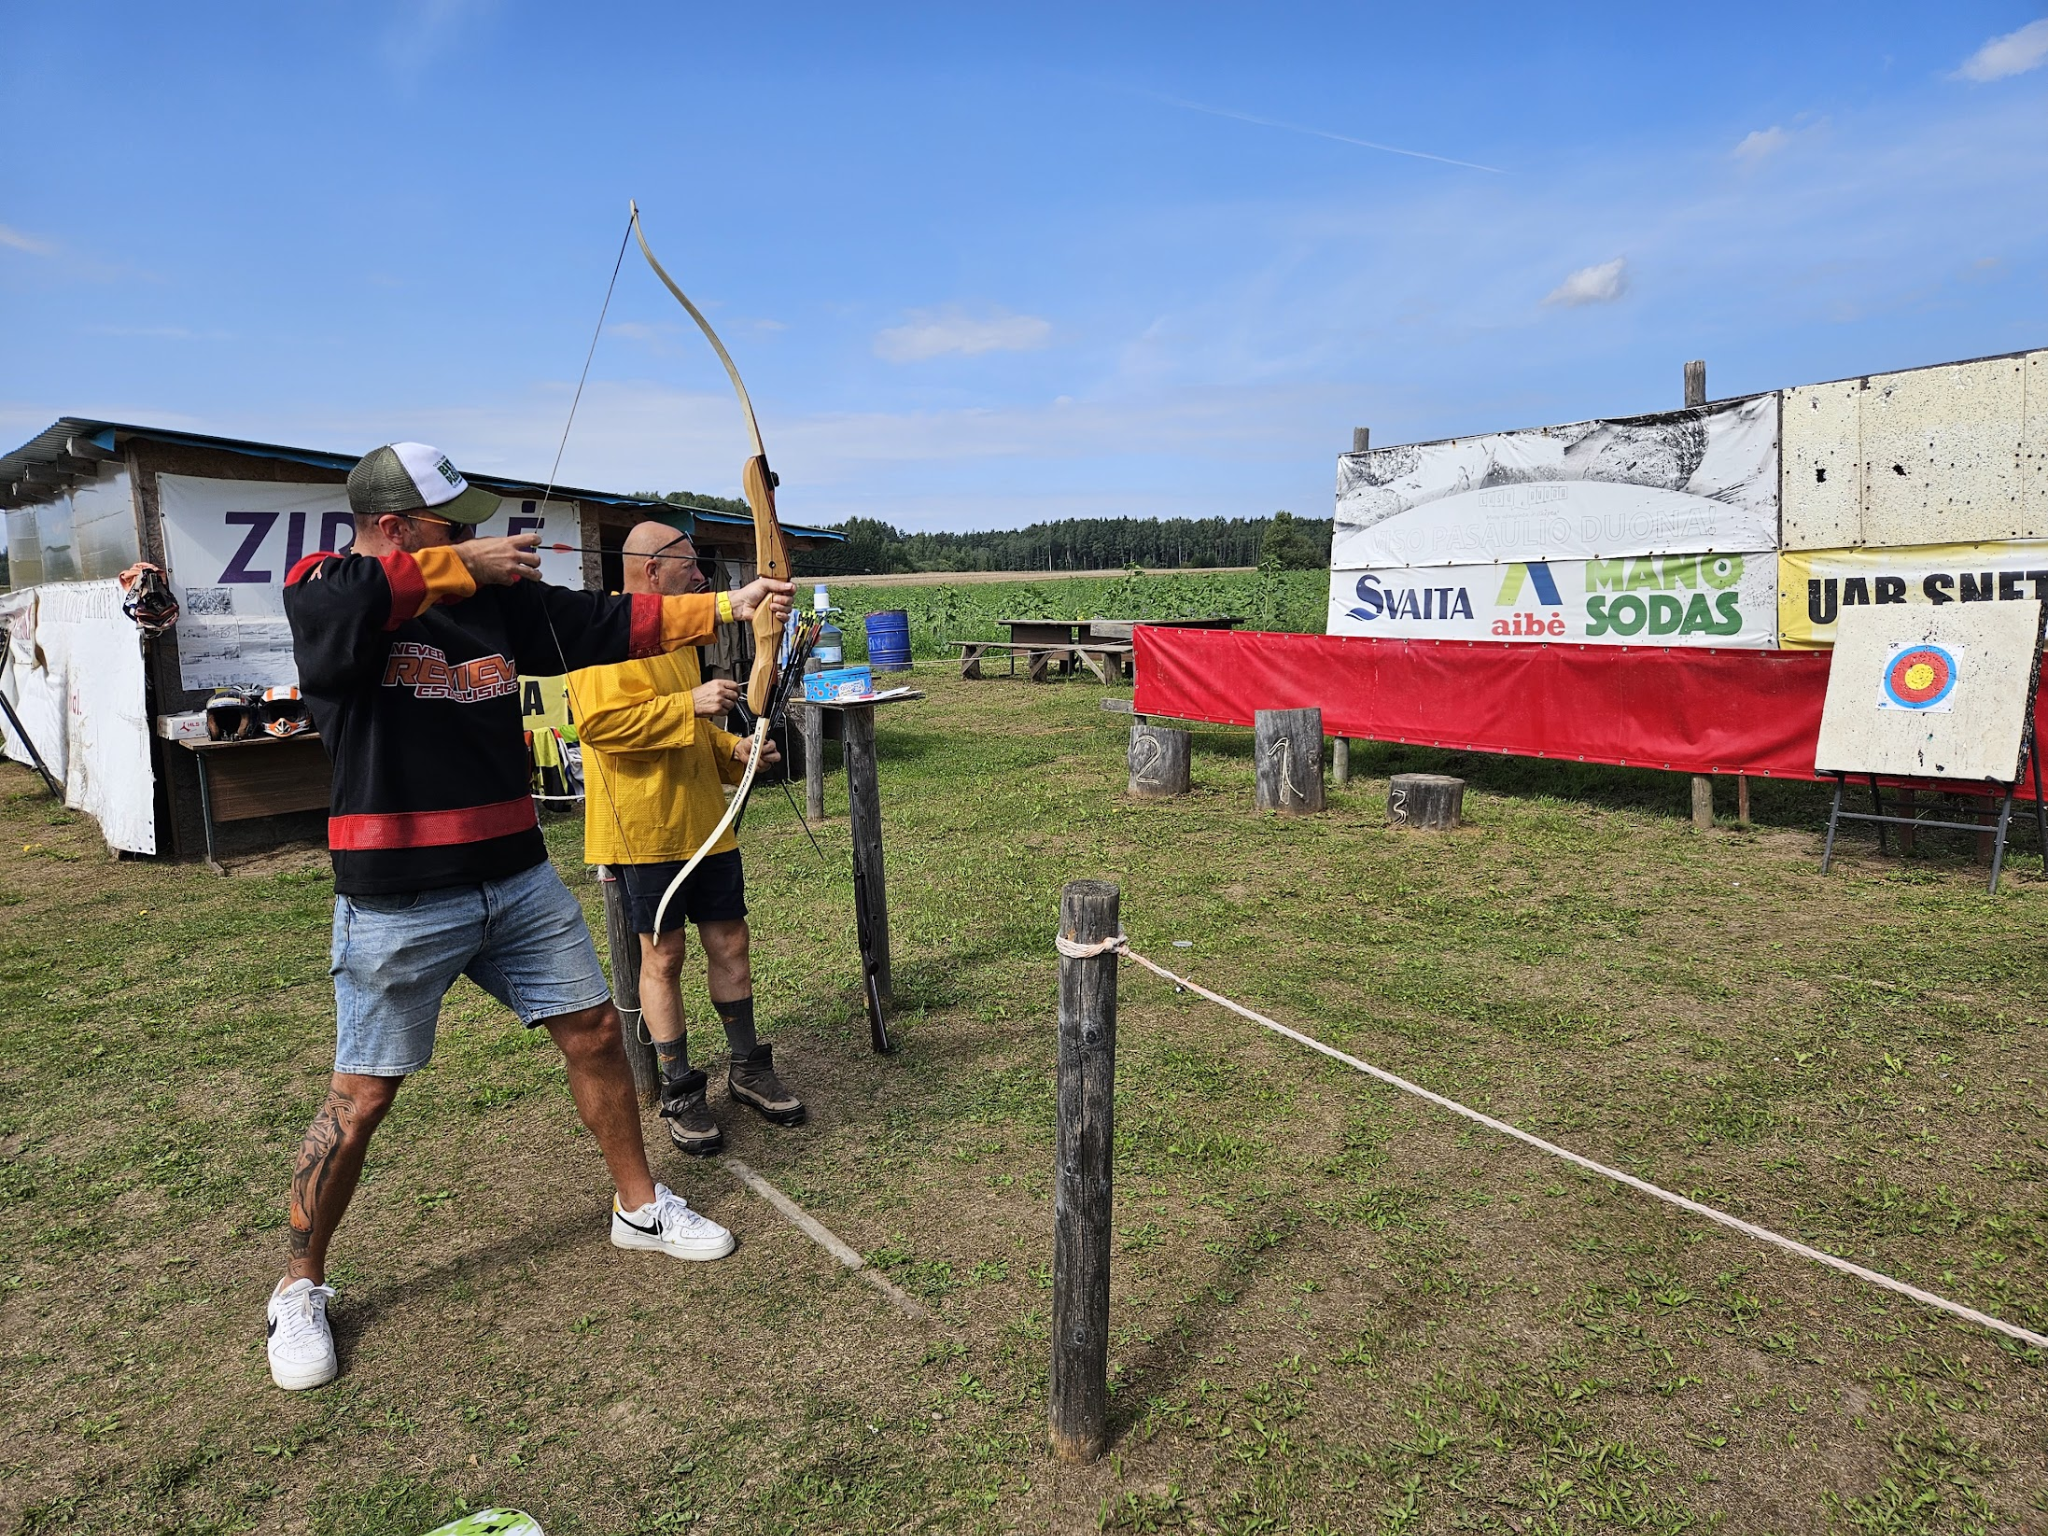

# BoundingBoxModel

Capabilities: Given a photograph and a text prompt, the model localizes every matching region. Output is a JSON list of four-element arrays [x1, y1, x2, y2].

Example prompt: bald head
[[619, 521, 704, 596]]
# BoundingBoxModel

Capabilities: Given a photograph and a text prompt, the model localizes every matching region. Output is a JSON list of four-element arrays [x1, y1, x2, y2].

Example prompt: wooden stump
[[1254, 708, 1324, 814], [1691, 774, 1714, 831], [1127, 720, 1191, 798], [599, 868, 657, 1106], [1051, 879, 1118, 1464], [1332, 737, 1351, 786], [1388, 773, 1463, 830]]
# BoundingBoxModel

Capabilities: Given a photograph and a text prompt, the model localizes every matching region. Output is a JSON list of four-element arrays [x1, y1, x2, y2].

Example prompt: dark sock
[[715, 996, 758, 1059], [653, 1032, 690, 1084]]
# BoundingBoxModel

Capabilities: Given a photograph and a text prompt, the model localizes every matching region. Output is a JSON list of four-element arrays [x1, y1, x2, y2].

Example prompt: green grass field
[[816, 569, 1328, 660], [3, 649, 2046, 1533]]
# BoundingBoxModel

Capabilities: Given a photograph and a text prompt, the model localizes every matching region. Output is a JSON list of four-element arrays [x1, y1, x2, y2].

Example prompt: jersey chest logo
[[382, 642, 519, 703]]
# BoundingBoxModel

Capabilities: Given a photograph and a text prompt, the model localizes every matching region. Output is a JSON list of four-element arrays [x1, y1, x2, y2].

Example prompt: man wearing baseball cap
[[263, 443, 792, 1391]]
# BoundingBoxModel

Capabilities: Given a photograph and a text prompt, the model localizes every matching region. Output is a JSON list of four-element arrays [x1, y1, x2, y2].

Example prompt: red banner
[[1132, 629, 2044, 790]]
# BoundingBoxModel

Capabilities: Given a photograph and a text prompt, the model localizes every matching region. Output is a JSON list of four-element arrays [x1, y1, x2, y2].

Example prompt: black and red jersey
[[283, 547, 716, 895]]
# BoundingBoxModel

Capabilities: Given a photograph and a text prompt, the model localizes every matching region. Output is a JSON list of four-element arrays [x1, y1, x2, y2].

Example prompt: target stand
[[1816, 602, 2048, 893]]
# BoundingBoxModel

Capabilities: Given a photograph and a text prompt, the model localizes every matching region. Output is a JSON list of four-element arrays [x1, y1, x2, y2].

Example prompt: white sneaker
[[266, 1278, 338, 1389], [611, 1183, 735, 1261]]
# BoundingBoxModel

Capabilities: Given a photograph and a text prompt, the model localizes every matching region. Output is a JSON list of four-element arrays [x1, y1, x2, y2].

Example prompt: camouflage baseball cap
[[347, 442, 501, 524]]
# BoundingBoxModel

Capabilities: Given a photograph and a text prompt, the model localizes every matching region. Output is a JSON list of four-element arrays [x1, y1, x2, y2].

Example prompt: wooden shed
[[0, 418, 842, 864]]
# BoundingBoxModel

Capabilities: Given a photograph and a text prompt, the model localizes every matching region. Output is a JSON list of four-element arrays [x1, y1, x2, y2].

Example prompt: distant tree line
[[638, 497, 1333, 577]]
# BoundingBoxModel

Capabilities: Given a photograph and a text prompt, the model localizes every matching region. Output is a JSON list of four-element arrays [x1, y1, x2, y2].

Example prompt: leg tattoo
[[287, 1089, 355, 1260]]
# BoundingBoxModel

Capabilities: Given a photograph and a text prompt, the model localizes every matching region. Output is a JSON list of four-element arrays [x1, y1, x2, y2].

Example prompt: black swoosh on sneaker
[[616, 1211, 661, 1235], [267, 1319, 277, 1337]]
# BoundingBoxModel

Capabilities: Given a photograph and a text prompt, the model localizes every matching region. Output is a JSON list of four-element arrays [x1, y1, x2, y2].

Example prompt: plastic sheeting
[[0, 580, 155, 851], [1131, 625, 2048, 793]]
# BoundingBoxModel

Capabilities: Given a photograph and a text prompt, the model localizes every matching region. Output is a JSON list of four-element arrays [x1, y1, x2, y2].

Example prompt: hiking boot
[[658, 1068, 724, 1157], [611, 1182, 735, 1262], [266, 1277, 338, 1390], [727, 1042, 806, 1126]]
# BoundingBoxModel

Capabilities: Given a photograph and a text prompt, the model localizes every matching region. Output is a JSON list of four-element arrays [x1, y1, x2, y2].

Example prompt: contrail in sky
[[1147, 90, 1507, 174]]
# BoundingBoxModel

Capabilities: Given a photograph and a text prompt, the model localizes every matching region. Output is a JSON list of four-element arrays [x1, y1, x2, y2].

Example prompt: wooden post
[[1332, 737, 1350, 786], [1254, 708, 1325, 814], [1127, 719, 1190, 797], [1737, 773, 1751, 827], [1351, 427, 1371, 453], [1388, 773, 1463, 829], [800, 701, 826, 822], [1683, 363, 1711, 829], [843, 703, 891, 1005], [1051, 879, 1118, 1465], [599, 868, 658, 1107]]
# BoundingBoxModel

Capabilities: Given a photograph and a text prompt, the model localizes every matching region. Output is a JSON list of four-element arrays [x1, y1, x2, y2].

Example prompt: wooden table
[[796, 689, 924, 1023], [969, 616, 1243, 684], [1079, 616, 1243, 641], [179, 734, 331, 873], [951, 640, 1132, 683]]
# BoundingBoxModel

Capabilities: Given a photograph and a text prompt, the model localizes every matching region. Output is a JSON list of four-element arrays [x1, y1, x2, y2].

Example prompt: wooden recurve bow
[[630, 201, 792, 936]]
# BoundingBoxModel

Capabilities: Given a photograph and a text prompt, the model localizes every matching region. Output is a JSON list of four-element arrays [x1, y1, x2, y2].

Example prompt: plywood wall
[[1781, 350, 2048, 551]]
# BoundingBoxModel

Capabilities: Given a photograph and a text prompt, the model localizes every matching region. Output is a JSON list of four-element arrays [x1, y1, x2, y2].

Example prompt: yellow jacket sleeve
[[709, 726, 747, 785], [573, 665, 702, 755]]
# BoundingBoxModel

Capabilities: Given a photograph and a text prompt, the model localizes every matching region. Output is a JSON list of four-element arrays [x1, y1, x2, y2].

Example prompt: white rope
[[1054, 930, 1126, 959], [1057, 933, 2048, 1353]]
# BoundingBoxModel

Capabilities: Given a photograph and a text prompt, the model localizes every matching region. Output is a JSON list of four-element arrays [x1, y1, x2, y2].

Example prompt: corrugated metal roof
[[0, 417, 843, 541]]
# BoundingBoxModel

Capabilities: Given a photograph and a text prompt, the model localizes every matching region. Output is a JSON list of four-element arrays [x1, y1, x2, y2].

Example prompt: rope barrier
[[1064, 933, 2047, 1354]]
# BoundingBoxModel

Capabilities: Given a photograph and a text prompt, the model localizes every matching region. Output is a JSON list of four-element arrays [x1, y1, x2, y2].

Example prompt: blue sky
[[4, 3, 2043, 533]]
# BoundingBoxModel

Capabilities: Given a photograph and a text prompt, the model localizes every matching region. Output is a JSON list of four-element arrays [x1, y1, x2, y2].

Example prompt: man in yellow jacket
[[572, 521, 806, 1155]]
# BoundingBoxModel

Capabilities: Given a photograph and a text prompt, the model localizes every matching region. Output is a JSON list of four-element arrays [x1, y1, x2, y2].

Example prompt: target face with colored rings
[[1883, 644, 1958, 709]]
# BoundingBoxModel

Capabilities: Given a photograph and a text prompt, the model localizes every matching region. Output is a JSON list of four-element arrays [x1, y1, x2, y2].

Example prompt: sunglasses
[[405, 513, 476, 543]]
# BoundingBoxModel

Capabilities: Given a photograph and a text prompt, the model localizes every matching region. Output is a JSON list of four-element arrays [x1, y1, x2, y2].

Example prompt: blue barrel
[[864, 608, 913, 671]]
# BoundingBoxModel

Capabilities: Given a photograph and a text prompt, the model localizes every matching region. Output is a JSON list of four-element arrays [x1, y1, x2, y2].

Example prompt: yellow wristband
[[716, 590, 735, 624]]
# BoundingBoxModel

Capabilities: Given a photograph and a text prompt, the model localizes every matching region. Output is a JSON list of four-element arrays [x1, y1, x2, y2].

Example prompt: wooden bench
[[949, 640, 1134, 684], [179, 734, 331, 872]]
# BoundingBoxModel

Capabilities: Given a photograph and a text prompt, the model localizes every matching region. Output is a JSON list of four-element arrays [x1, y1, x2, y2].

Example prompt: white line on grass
[[722, 1156, 931, 1322]]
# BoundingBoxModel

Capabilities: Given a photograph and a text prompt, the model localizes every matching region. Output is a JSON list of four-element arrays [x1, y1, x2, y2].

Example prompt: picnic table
[[948, 616, 1243, 684]]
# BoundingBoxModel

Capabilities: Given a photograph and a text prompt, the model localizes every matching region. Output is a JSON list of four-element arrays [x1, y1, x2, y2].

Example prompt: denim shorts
[[330, 859, 611, 1077]]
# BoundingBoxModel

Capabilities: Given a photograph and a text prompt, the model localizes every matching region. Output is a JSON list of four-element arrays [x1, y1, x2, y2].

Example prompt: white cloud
[[1733, 125, 1790, 164], [0, 222, 56, 256], [1955, 18, 2048, 81], [1543, 257, 1629, 308], [873, 305, 1052, 363]]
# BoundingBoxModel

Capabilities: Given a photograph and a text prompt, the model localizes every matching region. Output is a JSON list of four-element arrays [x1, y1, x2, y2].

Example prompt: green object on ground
[[422, 1511, 544, 1536]]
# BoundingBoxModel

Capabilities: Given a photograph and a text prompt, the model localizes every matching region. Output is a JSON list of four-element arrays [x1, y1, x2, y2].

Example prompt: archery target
[[1880, 643, 1961, 712]]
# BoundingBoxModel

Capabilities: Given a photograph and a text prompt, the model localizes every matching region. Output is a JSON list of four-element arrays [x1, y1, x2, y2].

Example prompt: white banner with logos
[[1333, 395, 1779, 568], [1328, 550, 1779, 648], [0, 580, 155, 852], [156, 475, 581, 690]]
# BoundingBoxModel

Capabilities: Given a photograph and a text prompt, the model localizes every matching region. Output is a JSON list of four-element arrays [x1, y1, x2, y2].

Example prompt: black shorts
[[615, 850, 748, 934]]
